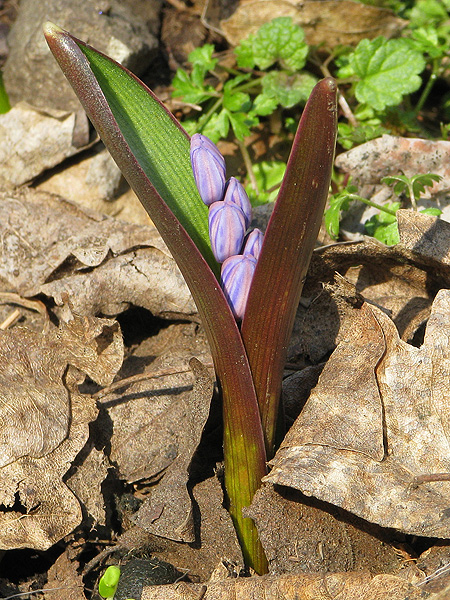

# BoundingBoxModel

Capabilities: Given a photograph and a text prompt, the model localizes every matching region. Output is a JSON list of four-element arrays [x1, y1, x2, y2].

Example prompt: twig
[[0, 309, 21, 330], [93, 363, 214, 400], [0, 292, 49, 331]]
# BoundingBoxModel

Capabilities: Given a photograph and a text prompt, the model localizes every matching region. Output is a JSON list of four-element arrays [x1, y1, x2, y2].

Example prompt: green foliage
[[0, 72, 10, 114], [325, 188, 354, 239], [326, 173, 443, 243], [337, 37, 426, 111], [246, 160, 287, 204], [364, 202, 401, 245], [234, 17, 309, 70], [172, 17, 313, 143], [381, 172, 442, 209], [98, 566, 121, 598]]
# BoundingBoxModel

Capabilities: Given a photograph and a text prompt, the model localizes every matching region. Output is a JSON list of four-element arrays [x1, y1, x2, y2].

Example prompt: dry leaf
[[139, 572, 425, 600], [397, 210, 450, 266], [220, 0, 405, 47], [132, 358, 214, 542], [46, 550, 85, 600], [0, 188, 196, 319], [0, 310, 123, 549], [0, 103, 90, 187], [267, 290, 450, 538]]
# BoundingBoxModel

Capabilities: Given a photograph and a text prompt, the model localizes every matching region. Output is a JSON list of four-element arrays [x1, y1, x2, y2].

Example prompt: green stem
[[347, 194, 398, 216], [197, 96, 223, 131], [237, 139, 259, 194], [415, 60, 439, 114]]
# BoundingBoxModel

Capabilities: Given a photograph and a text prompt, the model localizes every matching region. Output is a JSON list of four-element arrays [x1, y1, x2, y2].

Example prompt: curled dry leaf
[[267, 290, 450, 538], [0, 310, 123, 550], [139, 572, 424, 600], [219, 0, 405, 47], [0, 187, 196, 320]]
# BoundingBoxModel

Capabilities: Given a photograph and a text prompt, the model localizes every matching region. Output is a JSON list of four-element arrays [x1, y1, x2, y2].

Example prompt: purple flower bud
[[243, 228, 264, 260], [190, 134, 226, 206], [209, 201, 246, 263], [221, 254, 257, 320], [223, 177, 252, 228]]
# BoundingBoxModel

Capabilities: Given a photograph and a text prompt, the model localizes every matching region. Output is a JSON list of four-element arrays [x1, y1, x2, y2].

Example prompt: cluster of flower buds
[[190, 133, 264, 320]]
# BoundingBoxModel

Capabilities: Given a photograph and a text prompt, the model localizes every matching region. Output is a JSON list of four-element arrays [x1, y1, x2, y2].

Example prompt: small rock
[[3, 0, 160, 112]]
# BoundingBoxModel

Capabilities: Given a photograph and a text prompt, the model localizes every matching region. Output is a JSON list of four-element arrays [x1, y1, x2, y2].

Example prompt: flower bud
[[221, 254, 257, 320], [243, 228, 264, 260], [223, 177, 252, 228], [209, 201, 246, 263], [190, 134, 226, 206]]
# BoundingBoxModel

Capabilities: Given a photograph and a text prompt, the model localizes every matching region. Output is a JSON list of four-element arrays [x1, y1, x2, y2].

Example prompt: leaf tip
[[43, 21, 65, 41]]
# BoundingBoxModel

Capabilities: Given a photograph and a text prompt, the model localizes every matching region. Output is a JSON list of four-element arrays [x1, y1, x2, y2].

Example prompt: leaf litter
[[3, 5, 450, 599]]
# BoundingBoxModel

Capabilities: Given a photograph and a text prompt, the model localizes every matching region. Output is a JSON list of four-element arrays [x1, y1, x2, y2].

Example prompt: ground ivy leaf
[[227, 110, 254, 140], [235, 17, 308, 71], [349, 37, 426, 111], [262, 71, 317, 108]]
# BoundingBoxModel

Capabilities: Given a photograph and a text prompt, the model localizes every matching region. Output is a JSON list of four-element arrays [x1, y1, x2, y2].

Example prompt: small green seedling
[[381, 173, 442, 210], [326, 173, 443, 245], [98, 565, 121, 599]]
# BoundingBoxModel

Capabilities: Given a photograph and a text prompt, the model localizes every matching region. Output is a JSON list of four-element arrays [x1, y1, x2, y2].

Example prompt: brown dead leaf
[[290, 238, 450, 368], [0, 310, 123, 550], [397, 210, 450, 266], [139, 572, 425, 600], [0, 188, 196, 319], [132, 358, 214, 542], [267, 290, 450, 538], [46, 550, 85, 600], [219, 0, 405, 48]]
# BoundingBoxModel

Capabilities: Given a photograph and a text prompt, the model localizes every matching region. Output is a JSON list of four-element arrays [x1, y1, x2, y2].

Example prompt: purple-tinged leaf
[[241, 78, 338, 457], [224, 177, 252, 228], [209, 200, 246, 263], [191, 133, 226, 206], [221, 254, 257, 320]]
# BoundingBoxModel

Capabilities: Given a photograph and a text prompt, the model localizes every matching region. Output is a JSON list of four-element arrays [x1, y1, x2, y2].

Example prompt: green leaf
[[0, 71, 10, 114], [98, 566, 121, 598], [227, 110, 255, 140], [172, 68, 215, 104], [262, 71, 317, 108], [325, 191, 351, 239], [348, 37, 426, 111], [365, 203, 400, 245], [250, 93, 279, 116], [188, 44, 217, 71], [235, 17, 308, 71], [366, 219, 400, 245], [201, 109, 230, 142], [248, 161, 286, 204], [408, 0, 449, 27], [382, 173, 442, 203], [223, 88, 251, 112], [421, 207, 442, 216]]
